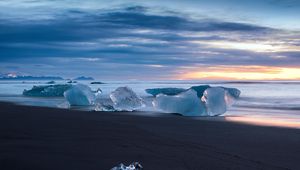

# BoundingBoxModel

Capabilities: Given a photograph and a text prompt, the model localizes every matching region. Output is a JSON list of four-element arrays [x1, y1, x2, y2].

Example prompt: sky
[[0, 0, 300, 80]]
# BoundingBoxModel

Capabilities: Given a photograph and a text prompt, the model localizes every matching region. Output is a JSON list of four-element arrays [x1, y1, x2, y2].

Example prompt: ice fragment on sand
[[111, 162, 143, 170], [110, 86, 144, 111], [64, 84, 96, 106]]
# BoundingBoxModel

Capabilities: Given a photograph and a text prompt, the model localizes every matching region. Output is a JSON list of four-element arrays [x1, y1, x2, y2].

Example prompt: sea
[[0, 80, 299, 129]]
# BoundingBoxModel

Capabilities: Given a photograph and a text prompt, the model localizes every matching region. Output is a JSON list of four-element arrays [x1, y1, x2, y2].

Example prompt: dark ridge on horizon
[[0, 76, 64, 81]]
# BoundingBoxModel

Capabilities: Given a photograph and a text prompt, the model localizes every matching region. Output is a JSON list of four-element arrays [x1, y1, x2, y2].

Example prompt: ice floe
[[23, 84, 71, 97]]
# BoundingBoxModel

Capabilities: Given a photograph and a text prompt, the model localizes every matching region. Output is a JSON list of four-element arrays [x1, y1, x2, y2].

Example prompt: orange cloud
[[179, 66, 300, 80]]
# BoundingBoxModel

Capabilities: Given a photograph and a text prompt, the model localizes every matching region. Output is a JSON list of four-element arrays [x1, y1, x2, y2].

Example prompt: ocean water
[[0, 80, 299, 128]]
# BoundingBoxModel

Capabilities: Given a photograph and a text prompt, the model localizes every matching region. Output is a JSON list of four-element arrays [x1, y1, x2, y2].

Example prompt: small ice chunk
[[201, 87, 227, 116], [57, 101, 70, 109], [153, 89, 206, 116], [94, 97, 115, 111], [111, 162, 143, 170], [110, 86, 144, 111], [64, 84, 95, 106]]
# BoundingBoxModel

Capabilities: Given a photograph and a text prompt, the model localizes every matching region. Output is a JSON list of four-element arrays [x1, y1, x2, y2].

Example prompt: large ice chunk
[[110, 86, 144, 111], [153, 86, 240, 116], [64, 84, 96, 106], [145, 85, 240, 100], [23, 84, 72, 97], [145, 88, 186, 97], [153, 89, 206, 116]]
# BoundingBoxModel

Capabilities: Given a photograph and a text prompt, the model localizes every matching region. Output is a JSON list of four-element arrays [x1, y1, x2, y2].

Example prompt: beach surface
[[0, 102, 299, 170]]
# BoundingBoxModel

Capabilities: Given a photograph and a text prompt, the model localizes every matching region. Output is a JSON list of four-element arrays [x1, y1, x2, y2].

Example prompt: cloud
[[0, 5, 299, 79], [0, 5, 271, 43]]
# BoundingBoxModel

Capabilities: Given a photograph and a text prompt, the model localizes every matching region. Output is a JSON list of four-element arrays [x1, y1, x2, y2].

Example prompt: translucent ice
[[111, 162, 143, 170], [153, 86, 240, 116], [110, 86, 144, 111], [189, 85, 211, 97], [223, 87, 241, 98], [153, 89, 206, 116], [64, 84, 96, 106], [201, 87, 228, 116], [145, 85, 239, 99], [145, 85, 211, 97], [94, 97, 115, 111], [23, 84, 71, 97], [145, 88, 186, 97]]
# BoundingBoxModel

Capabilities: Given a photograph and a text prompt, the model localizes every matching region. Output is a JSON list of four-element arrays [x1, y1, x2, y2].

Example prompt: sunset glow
[[180, 66, 300, 80], [1, 0, 300, 80], [226, 116, 300, 129]]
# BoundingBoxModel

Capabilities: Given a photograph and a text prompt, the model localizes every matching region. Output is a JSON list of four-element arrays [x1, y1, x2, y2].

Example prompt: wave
[[216, 81, 300, 85], [235, 104, 300, 111], [234, 97, 300, 111]]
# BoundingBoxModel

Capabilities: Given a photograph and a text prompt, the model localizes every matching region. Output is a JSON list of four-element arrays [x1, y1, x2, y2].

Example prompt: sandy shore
[[0, 102, 299, 170]]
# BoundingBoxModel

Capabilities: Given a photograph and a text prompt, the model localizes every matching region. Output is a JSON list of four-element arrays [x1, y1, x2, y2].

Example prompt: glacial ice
[[223, 87, 241, 98], [23, 84, 72, 97], [145, 85, 240, 99], [110, 86, 144, 111], [145, 88, 186, 97], [94, 96, 115, 111], [145, 85, 210, 97], [189, 85, 211, 97], [23, 82, 240, 116], [111, 162, 143, 170], [201, 87, 227, 116], [153, 86, 240, 116], [145, 85, 213, 97], [64, 84, 96, 106], [153, 89, 207, 116]]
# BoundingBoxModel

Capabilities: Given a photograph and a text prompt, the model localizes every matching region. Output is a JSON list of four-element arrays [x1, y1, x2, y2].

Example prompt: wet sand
[[0, 102, 299, 170]]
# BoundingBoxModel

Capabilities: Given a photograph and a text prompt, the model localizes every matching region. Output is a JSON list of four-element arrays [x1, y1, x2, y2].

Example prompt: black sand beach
[[0, 102, 299, 170]]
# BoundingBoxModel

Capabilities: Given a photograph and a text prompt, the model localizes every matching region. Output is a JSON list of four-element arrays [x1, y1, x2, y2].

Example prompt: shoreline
[[3, 100, 300, 130], [0, 102, 299, 169]]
